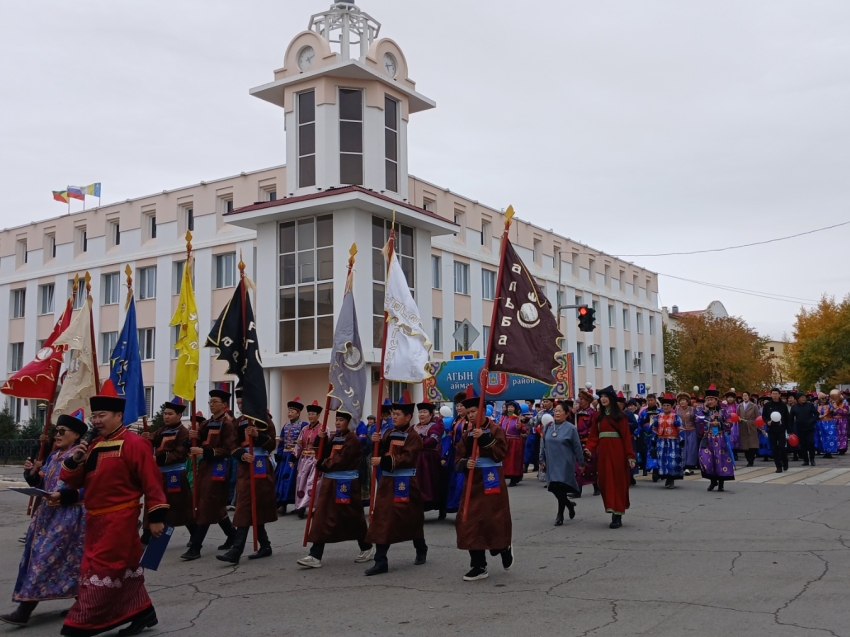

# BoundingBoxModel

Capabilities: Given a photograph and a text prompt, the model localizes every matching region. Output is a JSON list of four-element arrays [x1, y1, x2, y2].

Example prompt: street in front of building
[[2, 474, 848, 637]]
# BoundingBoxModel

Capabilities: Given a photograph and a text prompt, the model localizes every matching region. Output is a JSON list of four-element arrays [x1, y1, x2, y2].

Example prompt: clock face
[[383, 52, 397, 78], [298, 46, 315, 71]]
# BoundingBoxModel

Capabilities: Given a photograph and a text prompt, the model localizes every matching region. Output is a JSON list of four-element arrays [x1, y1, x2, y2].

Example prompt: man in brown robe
[[364, 395, 427, 576], [455, 393, 513, 581], [182, 388, 237, 560], [217, 387, 278, 563], [297, 412, 373, 568], [141, 398, 194, 545]]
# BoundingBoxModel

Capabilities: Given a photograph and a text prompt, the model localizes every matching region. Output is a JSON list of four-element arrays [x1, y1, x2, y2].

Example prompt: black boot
[[664, 477, 675, 489], [566, 499, 576, 520], [609, 514, 622, 529], [592, 484, 600, 496], [116, 606, 158, 636], [277, 503, 288, 516], [555, 501, 565, 526], [707, 479, 717, 491], [0, 601, 38, 626], [216, 527, 249, 564], [718, 481, 725, 492], [180, 545, 202, 561], [297, 508, 307, 520], [217, 516, 235, 550], [248, 526, 272, 560]]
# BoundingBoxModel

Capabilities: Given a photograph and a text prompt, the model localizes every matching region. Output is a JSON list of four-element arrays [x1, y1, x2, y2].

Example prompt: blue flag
[[109, 296, 147, 424]]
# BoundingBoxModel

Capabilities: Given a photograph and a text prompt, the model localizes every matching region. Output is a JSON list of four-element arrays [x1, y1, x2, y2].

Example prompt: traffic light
[[578, 305, 596, 332]]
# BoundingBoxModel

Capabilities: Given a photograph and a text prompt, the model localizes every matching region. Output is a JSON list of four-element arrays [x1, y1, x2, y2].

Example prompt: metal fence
[[0, 439, 39, 464]]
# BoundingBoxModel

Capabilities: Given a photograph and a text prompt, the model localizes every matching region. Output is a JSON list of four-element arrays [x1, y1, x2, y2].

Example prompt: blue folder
[[140, 525, 174, 571]]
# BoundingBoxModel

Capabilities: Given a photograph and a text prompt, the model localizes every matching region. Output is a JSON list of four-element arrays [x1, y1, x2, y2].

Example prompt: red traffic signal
[[578, 305, 596, 332]]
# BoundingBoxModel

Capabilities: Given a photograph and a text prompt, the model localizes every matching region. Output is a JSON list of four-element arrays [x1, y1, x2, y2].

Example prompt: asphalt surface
[[2, 461, 850, 637]]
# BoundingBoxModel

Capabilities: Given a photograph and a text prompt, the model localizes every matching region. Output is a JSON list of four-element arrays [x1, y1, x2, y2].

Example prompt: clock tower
[[249, 0, 435, 202]]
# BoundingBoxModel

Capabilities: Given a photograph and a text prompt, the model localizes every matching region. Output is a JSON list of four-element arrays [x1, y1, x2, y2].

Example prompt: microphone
[[72, 427, 98, 462]]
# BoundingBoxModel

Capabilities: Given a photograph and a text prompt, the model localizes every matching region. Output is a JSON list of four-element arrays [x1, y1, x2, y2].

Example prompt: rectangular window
[[576, 342, 584, 366], [186, 207, 194, 232], [610, 347, 617, 370], [171, 325, 181, 359], [454, 262, 469, 295], [591, 345, 599, 368], [39, 284, 54, 315], [482, 326, 490, 350], [9, 343, 24, 372], [592, 300, 599, 316], [423, 198, 435, 212], [102, 272, 120, 305], [649, 315, 656, 336], [138, 328, 155, 360], [224, 198, 234, 214], [624, 349, 631, 372], [339, 88, 363, 186], [651, 353, 657, 374], [298, 91, 316, 188], [533, 239, 541, 264], [16, 240, 27, 267], [431, 255, 441, 289], [384, 95, 399, 192], [575, 295, 583, 317], [636, 351, 643, 372], [432, 317, 442, 352], [173, 260, 195, 295], [109, 220, 120, 247], [46, 233, 56, 260], [608, 304, 615, 328], [101, 332, 118, 365], [214, 253, 236, 289], [144, 387, 154, 417], [481, 269, 496, 300], [138, 267, 157, 300], [11, 289, 25, 319], [279, 215, 335, 352], [69, 280, 86, 310], [481, 221, 491, 247], [145, 213, 157, 240], [623, 308, 630, 330], [636, 311, 643, 334], [369, 216, 414, 348], [76, 227, 87, 254]]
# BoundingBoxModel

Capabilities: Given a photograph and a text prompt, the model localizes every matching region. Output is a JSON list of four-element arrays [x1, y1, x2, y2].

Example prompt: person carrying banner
[[412, 401, 445, 514], [59, 394, 168, 637], [275, 397, 306, 514]]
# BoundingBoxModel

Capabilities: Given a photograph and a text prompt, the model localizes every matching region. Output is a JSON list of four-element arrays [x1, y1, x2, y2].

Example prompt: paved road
[[2, 466, 850, 637]]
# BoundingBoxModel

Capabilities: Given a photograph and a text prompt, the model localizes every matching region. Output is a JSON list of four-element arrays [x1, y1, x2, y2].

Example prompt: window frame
[[11, 288, 25, 319], [297, 90, 317, 188], [138, 328, 155, 361], [432, 317, 442, 352], [101, 331, 118, 365], [454, 261, 470, 295], [38, 283, 54, 315], [214, 253, 237, 289], [339, 87, 364, 186], [9, 342, 24, 372], [138, 267, 157, 300], [431, 255, 441, 289], [102, 272, 120, 306], [384, 95, 399, 193], [481, 268, 496, 301]]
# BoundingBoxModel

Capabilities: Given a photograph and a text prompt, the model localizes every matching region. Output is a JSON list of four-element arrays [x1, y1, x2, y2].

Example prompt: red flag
[[52, 190, 69, 203], [1, 298, 72, 400]]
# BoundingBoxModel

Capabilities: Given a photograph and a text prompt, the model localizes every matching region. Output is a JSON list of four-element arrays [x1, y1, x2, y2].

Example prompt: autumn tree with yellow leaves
[[788, 296, 850, 390]]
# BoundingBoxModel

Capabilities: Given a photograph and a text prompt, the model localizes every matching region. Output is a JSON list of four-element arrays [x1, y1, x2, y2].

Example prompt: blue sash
[[475, 457, 502, 468], [211, 458, 227, 481], [245, 447, 269, 478], [476, 457, 502, 494], [335, 479, 352, 504], [383, 468, 416, 477], [393, 476, 410, 502], [164, 468, 183, 493], [159, 462, 186, 474], [325, 470, 359, 480]]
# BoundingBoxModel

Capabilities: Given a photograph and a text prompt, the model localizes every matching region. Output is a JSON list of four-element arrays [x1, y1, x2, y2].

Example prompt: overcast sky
[[1, 0, 848, 339]]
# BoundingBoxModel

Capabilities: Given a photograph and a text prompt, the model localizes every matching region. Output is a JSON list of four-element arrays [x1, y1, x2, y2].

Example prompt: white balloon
[[771, 411, 782, 423], [541, 413, 554, 426], [585, 382, 593, 389], [439, 405, 453, 418]]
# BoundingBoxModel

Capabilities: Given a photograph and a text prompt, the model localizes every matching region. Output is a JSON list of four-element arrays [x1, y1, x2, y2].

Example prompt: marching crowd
[[3, 382, 848, 634]]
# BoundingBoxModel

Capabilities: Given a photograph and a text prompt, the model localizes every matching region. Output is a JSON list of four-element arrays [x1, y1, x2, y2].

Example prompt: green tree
[[664, 313, 776, 394], [788, 295, 850, 390], [0, 403, 16, 439], [19, 414, 45, 439]]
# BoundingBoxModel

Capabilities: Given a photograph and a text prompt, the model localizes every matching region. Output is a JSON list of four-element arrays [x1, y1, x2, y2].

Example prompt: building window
[[636, 351, 643, 372], [77, 227, 87, 254], [431, 255, 441, 289], [604, 264, 611, 286], [610, 347, 617, 370], [651, 353, 657, 374], [69, 280, 86, 310], [432, 317, 442, 352], [16, 240, 27, 267], [575, 295, 583, 317], [11, 289, 25, 319], [385, 96, 399, 192], [371, 216, 414, 347], [623, 308, 630, 330], [533, 239, 541, 264], [624, 349, 631, 372], [171, 325, 181, 359], [636, 312, 643, 334], [225, 198, 234, 214], [576, 342, 584, 366], [103, 272, 120, 305], [185, 207, 194, 232], [592, 300, 599, 316], [108, 220, 120, 247], [214, 253, 236, 289], [423, 198, 435, 212], [138, 328, 155, 360], [482, 326, 490, 350], [145, 213, 157, 240], [144, 387, 154, 417], [45, 233, 56, 260], [454, 262, 469, 295], [39, 284, 54, 315], [138, 267, 157, 300], [339, 88, 363, 185], [279, 215, 334, 352], [649, 315, 655, 336], [101, 332, 118, 365], [591, 345, 599, 368], [9, 343, 24, 372], [10, 397, 22, 423], [482, 269, 496, 300], [262, 187, 277, 202], [608, 304, 615, 328], [298, 91, 316, 188], [173, 260, 195, 295], [481, 221, 491, 247]]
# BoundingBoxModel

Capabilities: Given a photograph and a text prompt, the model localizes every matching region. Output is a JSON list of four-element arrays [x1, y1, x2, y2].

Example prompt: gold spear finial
[[73, 273, 80, 291], [505, 205, 515, 224], [124, 265, 134, 310], [238, 249, 245, 274], [84, 271, 92, 296]]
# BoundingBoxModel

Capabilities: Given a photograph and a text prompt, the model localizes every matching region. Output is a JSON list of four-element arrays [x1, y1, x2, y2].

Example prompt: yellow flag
[[170, 256, 199, 400]]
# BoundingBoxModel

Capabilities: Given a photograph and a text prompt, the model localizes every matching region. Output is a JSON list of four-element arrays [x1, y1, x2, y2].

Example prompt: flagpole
[[183, 233, 199, 518], [85, 272, 101, 391], [238, 253, 259, 553], [303, 244, 357, 547], [461, 206, 514, 523], [370, 223, 395, 519]]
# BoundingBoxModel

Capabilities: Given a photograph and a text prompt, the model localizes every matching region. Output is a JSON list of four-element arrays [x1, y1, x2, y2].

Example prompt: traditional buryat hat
[[677, 392, 691, 402], [163, 396, 187, 414], [306, 400, 323, 414], [461, 385, 481, 410], [90, 395, 126, 413], [209, 384, 232, 402], [194, 411, 206, 424], [453, 391, 468, 405], [704, 384, 720, 397], [392, 390, 416, 416], [578, 389, 594, 403], [416, 402, 436, 412], [724, 388, 737, 399], [659, 393, 676, 406], [380, 398, 393, 414], [597, 385, 617, 400], [56, 413, 87, 436], [335, 411, 352, 423], [287, 396, 304, 411]]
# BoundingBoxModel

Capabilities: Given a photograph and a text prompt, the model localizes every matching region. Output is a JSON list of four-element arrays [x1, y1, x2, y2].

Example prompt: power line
[[613, 220, 850, 257], [657, 271, 821, 306]]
